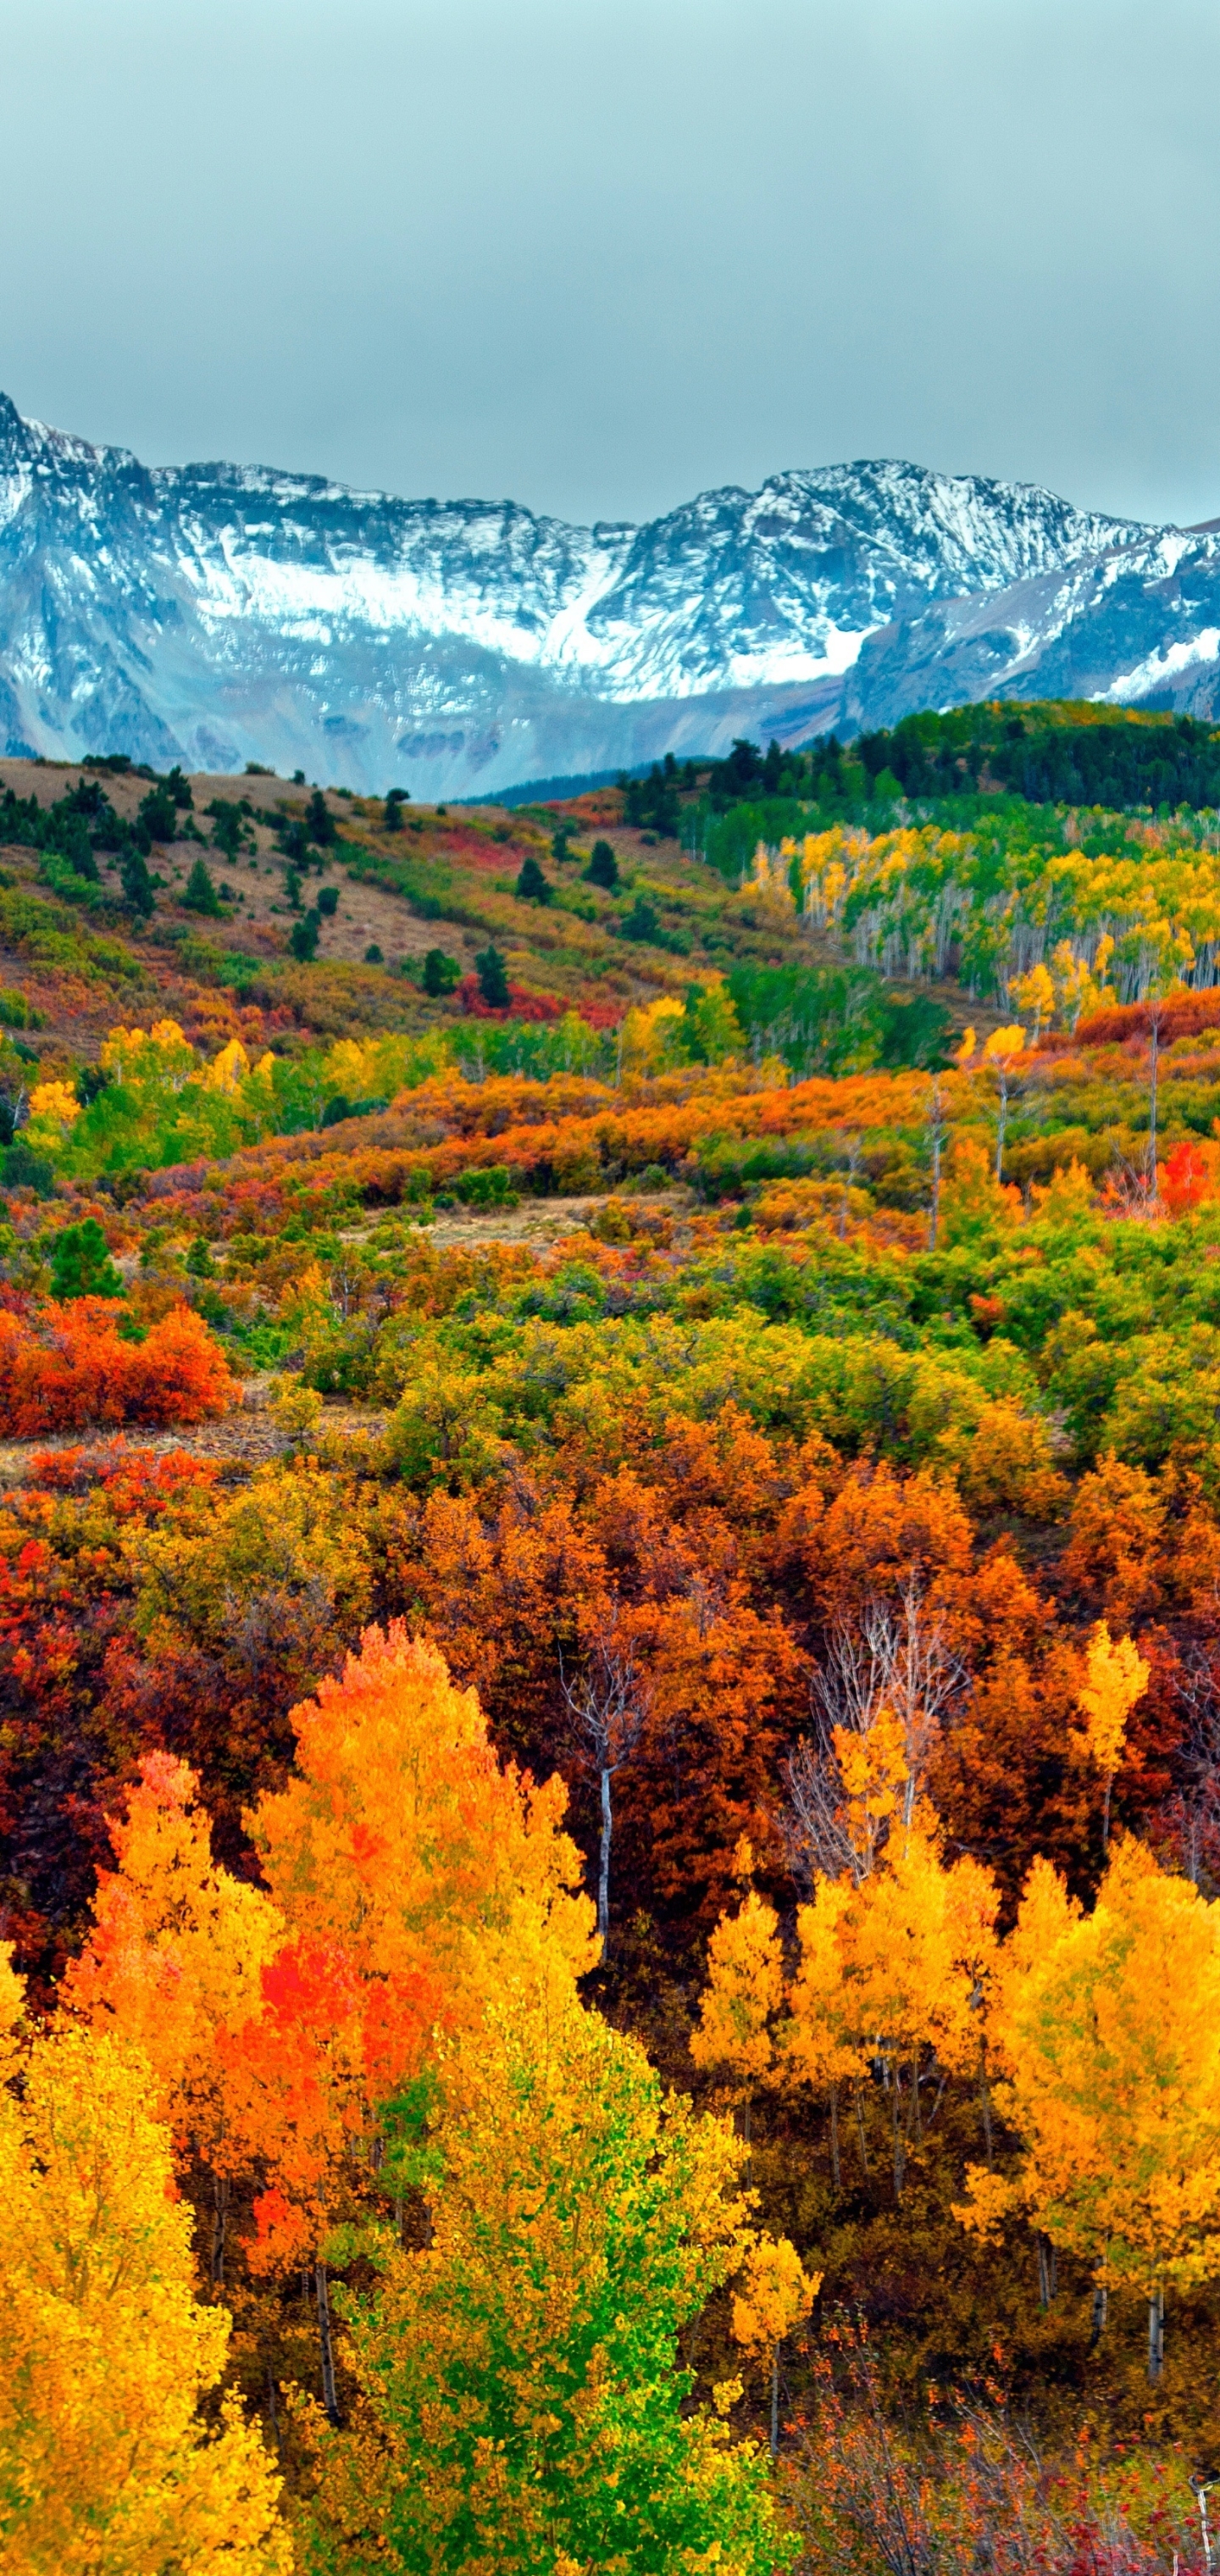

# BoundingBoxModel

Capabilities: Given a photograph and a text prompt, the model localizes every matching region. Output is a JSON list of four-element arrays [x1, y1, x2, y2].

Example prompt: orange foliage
[[0, 1299, 234, 1435]]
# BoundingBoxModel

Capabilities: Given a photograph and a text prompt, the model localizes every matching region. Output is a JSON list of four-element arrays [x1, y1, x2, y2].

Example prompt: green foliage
[[585, 839, 618, 889], [291, 910, 321, 963], [137, 786, 179, 846], [308, 2001, 790, 2576], [423, 950, 461, 997], [119, 848, 157, 918], [620, 756, 681, 837], [308, 789, 336, 847], [207, 799, 255, 861], [474, 947, 509, 1009], [514, 855, 552, 904], [317, 886, 339, 919], [618, 896, 660, 944], [182, 860, 223, 918], [452, 1166, 518, 1208], [49, 1219, 124, 1301]]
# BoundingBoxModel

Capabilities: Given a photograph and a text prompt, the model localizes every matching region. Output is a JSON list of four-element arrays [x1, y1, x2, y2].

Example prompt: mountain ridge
[[1, 391, 1217, 795]]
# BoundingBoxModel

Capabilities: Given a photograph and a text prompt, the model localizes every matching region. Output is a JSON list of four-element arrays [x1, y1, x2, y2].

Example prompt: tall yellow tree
[[1073, 1619, 1149, 1852], [63, 1751, 285, 2285], [0, 1951, 288, 2576], [957, 1840, 1220, 2380]]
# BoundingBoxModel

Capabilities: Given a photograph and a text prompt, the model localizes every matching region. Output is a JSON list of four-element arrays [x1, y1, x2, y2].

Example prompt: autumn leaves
[[692, 1617, 1217, 2389], [1, 1626, 801, 2576]]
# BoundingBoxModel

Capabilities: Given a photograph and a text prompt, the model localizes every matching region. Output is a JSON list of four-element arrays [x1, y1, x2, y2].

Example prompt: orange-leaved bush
[[0, 1296, 234, 1434]]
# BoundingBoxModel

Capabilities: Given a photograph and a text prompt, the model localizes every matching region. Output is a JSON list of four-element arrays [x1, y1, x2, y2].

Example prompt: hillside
[[8, 389, 1220, 794], [14, 708, 1220, 2569]]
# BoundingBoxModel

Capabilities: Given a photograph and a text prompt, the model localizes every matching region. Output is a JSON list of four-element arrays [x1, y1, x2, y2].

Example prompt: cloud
[[3, 0, 1218, 527]]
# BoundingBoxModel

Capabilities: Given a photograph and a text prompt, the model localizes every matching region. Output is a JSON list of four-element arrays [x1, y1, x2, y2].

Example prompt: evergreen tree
[[515, 855, 552, 904], [585, 839, 618, 890], [137, 785, 178, 846], [424, 948, 461, 997], [307, 790, 336, 847], [120, 847, 156, 917], [50, 1219, 124, 1302], [181, 859, 222, 917], [474, 946, 510, 1008], [291, 908, 321, 962]]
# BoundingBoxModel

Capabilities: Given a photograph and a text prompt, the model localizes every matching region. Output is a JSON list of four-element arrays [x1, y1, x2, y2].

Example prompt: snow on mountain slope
[[0, 390, 1212, 797]]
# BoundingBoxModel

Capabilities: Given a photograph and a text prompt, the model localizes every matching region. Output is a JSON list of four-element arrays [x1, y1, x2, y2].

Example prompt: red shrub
[[0, 1300, 235, 1436]]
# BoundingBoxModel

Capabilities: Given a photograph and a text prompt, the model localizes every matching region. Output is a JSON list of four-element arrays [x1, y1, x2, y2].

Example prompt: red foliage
[[458, 974, 565, 1023], [0, 1299, 235, 1435], [1077, 987, 1220, 1046]]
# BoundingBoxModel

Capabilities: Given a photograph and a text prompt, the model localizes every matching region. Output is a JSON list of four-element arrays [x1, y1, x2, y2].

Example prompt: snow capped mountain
[[0, 391, 1214, 797]]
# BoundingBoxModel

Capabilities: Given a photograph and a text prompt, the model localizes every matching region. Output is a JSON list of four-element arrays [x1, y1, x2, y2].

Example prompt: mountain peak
[[0, 392, 1212, 793]]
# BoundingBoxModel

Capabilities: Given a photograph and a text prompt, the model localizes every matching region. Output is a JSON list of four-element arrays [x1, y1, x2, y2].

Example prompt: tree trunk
[[1035, 2230, 1056, 2310], [1101, 1770, 1113, 1856], [769, 2349, 780, 2461], [265, 2369, 282, 2456], [995, 1077, 1008, 1183], [1088, 2279, 1108, 2349], [978, 2039, 994, 2170], [1148, 2282, 1165, 2383], [316, 2260, 341, 2426], [1149, 1017, 1160, 1197], [854, 2082, 870, 2176], [892, 2071, 906, 2201], [597, 1765, 613, 1957], [829, 2085, 841, 2191], [210, 2170, 229, 2288]]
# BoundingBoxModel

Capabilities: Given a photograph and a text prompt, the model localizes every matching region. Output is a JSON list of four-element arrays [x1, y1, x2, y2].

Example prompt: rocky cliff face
[[0, 391, 1212, 794]]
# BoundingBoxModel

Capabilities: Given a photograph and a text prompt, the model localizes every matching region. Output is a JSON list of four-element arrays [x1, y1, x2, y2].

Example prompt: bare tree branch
[[560, 1623, 652, 1957]]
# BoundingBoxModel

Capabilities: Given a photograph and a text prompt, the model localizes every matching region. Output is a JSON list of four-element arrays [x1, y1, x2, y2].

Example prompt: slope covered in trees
[[8, 712, 1220, 2570]]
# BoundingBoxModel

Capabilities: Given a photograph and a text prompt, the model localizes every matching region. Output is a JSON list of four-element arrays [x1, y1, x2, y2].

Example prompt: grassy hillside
[[10, 714, 1220, 2571]]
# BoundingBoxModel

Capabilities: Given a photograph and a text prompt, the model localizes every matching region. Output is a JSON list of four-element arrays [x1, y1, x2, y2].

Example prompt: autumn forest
[[10, 704, 1220, 2573]]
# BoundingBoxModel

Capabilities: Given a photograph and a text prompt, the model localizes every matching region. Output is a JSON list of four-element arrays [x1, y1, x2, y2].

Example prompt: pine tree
[[182, 857, 223, 916], [49, 1215, 124, 1300]]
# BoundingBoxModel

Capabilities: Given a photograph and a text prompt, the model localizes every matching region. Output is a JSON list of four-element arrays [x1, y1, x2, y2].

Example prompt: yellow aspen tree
[[1073, 1619, 1150, 1852], [732, 2235, 820, 2458], [956, 1840, 1220, 2381], [63, 1752, 285, 2268], [840, 1822, 999, 2198], [690, 1887, 785, 2111], [982, 1024, 1026, 1181], [0, 1952, 289, 2576], [1010, 961, 1055, 1040], [783, 1876, 864, 2185]]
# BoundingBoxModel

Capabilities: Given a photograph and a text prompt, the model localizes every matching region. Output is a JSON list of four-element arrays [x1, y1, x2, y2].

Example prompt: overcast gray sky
[[3, 0, 1219, 530]]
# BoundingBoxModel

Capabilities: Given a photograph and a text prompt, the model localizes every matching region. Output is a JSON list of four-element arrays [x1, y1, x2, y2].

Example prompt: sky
[[3, 0, 1220, 532]]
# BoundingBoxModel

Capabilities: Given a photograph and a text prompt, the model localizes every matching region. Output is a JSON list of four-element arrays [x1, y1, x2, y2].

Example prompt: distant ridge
[[3, 391, 1220, 796]]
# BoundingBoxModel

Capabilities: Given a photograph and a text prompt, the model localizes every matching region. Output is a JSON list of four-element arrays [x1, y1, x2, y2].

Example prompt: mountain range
[[3, 391, 1220, 797]]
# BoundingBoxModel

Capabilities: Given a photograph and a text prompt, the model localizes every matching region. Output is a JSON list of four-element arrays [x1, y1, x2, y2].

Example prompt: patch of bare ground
[[0, 1384, 386, 1489]]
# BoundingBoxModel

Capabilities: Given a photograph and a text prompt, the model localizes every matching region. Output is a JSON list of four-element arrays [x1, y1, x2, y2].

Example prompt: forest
[[9, 705, 1220, 2573]]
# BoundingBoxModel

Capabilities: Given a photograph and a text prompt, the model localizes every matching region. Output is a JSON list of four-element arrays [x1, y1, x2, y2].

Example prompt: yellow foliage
[[64, 1753, 285, 2155], [732, 2235, 819, 2357], [0, 1974, 288, 2576], [690, 1889, 784, 2088], [618, 994, 685, 1076], [1050, 934, 1116, 1032], [1073, 1618, 1149, 1780], [835, 1705, 909, 1877], [967, 1840, 1220, 2301], [1029, 1157, 1097, 1222], [982, 1024, 1026, 1065], [26, 1079, 80, 1130], [1009, 961, 1055, 1038]]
